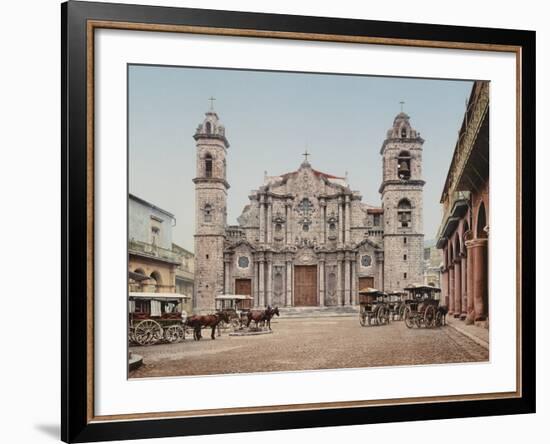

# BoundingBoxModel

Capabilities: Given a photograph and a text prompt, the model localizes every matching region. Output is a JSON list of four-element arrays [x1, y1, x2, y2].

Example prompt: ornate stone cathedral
[[192, 107, 425, 311]]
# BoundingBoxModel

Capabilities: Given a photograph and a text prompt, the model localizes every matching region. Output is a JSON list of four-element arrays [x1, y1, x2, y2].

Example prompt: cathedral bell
[[398, 160, 410, 174]]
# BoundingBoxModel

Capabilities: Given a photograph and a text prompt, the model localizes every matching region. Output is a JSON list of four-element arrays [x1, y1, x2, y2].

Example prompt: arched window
[[401, 126, 407, 138], [204, 204, 213, 222], [397, 150, 411, 180], [477, 202, 487, 238], [398, 198, 412, 209], [205, 154, 213, 178], [397, 198, 412, 228], [150, 271, 162, 293], [205, 121, 212, 135]]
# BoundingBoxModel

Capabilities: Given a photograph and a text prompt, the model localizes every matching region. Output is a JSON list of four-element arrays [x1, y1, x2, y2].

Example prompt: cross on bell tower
[[208, 96, 216, 110]]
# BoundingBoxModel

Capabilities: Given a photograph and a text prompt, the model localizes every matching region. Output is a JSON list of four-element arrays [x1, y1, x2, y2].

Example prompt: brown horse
[[187, 311, 229, 340], [246, 306, 280, 330], [264, 306, 280, 330]]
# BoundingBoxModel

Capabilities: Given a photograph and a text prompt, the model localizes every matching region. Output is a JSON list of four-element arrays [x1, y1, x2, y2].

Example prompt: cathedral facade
[[192, 108, 425, 311]]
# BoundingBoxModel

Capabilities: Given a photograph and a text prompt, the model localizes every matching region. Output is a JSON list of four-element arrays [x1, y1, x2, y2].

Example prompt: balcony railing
[[128, 239, 181, 264], [436, 191, 470, 248], [226, 225, 245, 239]]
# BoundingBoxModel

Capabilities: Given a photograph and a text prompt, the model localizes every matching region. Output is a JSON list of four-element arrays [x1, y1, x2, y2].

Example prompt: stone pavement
[[445, 315, 489, 350], [130, 316, 488, 378]]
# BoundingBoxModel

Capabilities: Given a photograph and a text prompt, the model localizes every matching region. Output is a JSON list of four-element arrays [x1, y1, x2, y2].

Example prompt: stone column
[[286, 199, 293, 245], [377, 252, 385, 292], [441, 269, 448, 307], [466, 238, 488, 322], [223, 256, 231, 294], [258, 258, 265, 307], [453, 258, 462, 318], [351, 258, 357, 305], [285, 202, 290, 244], [345, 195, 351, 244], [259, 195, 265, 244], [344, 255, 351, 305], [460, 254, 467, 319], [267, 197, 273, 244], [338, 197, 343, 246], [266, 254, 273, 306], [448, 264, 455, 315], [254, 259, 260, 307], [286, 257, 292, 306], [319, 255, 326, 306], [466, 244, 475, 324], [320, 199, 327, 244], [337, 254, 344, 306]]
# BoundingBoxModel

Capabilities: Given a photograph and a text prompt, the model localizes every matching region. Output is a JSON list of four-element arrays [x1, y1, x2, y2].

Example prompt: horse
[[436, 305, 448, 326], [264, 306, 280, 330], [187, 311, 230, 340], [246, 306, 280, 330], [246, 307, 269, 330]]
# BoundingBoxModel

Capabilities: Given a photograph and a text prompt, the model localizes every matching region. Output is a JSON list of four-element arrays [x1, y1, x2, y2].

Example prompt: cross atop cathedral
[[302, 149, 311, 162], [399, 100, 405, 112], [208, 96, 216, 110]]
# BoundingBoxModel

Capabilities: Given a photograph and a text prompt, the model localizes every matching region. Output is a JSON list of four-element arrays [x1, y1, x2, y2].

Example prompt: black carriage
[[402, 285, 443, 328], [128, 292, 190, 345], [215, 294, 254, 331], [358, 288, 390, 327], [387, 291, 408, 320]]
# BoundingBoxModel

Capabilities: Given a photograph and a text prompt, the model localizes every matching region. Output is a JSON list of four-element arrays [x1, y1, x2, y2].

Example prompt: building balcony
[[226, 225, 245, 239], [128, 239, 181, 264], [436, 191, 470, 248]]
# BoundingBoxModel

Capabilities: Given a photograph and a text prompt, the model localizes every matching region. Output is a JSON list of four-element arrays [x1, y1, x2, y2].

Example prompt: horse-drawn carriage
[[387, 291, 408, 320], [358, 288, 390, 326], [402, 285, 444, 328], [215, 294, 254, 331], [128, 292, 190, 345]]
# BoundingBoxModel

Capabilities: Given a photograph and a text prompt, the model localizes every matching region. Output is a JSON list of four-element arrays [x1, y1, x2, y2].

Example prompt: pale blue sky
[[129, 65, 473, 251]]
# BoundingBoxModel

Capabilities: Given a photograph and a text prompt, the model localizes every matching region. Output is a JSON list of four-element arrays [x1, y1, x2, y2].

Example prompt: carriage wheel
[[398, 304, 406, 321], [134, 320, 163, 345], [376, 306, 387, 325], [218, 320, 228, 330], [164, 325, 184, 343], [403, 307, 415, 329], [230, 319, 241, 331], [424, 305, 436, 328], [128, 327, 136, 344]]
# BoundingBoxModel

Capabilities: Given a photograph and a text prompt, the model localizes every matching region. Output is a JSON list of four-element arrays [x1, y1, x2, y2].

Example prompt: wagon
[[128, 292, 191, 345], [215, 294, 254, 331], [387, 291, 407, 320], [358, 288, 390, 327], [402, 285, 443, 328]]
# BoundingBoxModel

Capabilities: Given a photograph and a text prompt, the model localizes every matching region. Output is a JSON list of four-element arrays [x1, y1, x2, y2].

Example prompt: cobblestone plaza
[[130, 317, 488, 378]]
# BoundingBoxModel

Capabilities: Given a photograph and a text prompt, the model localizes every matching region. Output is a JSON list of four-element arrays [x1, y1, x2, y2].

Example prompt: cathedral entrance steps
[[276, 306, 359, 318]]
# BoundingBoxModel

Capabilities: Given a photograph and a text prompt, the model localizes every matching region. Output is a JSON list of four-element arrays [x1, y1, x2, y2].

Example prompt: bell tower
[[379, 111, 425, 292], [192, 100, 230, 312]]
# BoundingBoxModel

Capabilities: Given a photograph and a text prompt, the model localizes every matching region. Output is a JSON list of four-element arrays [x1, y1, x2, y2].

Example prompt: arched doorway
[[476, 202, 487, 238]]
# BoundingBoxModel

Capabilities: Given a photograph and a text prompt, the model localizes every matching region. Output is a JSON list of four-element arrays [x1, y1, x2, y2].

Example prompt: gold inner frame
[[85, 19, 523, 423]]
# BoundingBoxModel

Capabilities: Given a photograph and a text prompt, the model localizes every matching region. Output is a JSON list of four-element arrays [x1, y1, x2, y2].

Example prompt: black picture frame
[[61, 1, 536, 442]]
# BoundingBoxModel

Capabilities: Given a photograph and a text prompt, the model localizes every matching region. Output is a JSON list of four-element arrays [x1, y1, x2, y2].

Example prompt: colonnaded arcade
[[192, 107, 426, 312]]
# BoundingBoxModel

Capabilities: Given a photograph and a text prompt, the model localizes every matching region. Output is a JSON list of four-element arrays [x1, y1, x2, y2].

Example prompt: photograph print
[[127, 65, 489, 378]]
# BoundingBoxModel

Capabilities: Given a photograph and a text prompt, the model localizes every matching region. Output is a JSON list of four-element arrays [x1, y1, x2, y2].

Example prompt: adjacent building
[[423, 242, 442, 288], [436, 81, 489, 327], [172, 243, 195, 312], [192, 107, 425, 311], [128, 194, 193, 298]]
